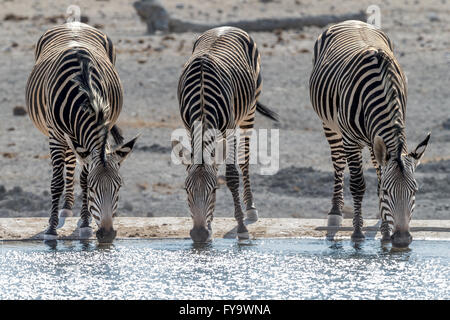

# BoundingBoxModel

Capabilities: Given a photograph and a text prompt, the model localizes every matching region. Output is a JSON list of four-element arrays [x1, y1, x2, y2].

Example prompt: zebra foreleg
[[324, 125, 346, 226], [369, 147, 391, 242], [45, 141, 66, 239], [56, 149, 76, 229], [346, 147, 366, 241], [238, 128, 258, 221], [78, 164, 93, 238], [226, 164, 249, 240]]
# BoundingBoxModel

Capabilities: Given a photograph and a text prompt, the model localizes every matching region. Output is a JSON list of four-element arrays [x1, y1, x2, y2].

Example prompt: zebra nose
[[190, 226, 211, 243], [96, 227, 117, 243], [391, 230, 412, 248]]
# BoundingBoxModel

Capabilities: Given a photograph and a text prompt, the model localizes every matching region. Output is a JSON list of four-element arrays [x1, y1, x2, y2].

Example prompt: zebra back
[[310, 20, 408, 156], [178, 27, 262, 133], [26, 22, 122, 151]]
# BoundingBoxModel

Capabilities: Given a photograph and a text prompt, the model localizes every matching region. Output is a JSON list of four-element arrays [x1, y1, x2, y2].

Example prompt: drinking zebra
[[172, 26, 278, 243], [26, 22, 138, 242], [309, 20, 430, 247]]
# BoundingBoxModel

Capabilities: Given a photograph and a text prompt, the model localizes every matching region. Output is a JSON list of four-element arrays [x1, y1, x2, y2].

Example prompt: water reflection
[[79, 240, 94, 251], [43, 239, 58, 251], [96, 242, 115, 251], [190, 241, 213, 253], [1, 239, 447, 299], [325, 239, 344, 250]]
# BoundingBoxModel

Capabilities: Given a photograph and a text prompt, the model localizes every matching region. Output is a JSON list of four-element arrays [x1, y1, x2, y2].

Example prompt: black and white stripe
[[26, 22, 138, 241], [174, 26, 278, 242], [309, 20, 429, 245]]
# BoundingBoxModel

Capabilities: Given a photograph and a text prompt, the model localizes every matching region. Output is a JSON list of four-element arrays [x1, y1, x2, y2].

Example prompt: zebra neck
[[189, 120, 220, 166]]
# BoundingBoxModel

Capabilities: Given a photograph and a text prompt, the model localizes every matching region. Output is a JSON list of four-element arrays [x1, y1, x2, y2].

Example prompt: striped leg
[[56, 149, 75, 229], [226, 136, 249, 239], [238, 118, 258, 221], [369, 147, 391, 241], [78, 164, 93, 237], [323, 125, 346, 226], [46, 137, 66, 239], [345, 142, 366, 241]]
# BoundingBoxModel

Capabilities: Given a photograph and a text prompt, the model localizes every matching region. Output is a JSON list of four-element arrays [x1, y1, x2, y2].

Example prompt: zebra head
[[373, 133, 430, 247], [172, 139, 218, 243], [67, 134, 139, 243]]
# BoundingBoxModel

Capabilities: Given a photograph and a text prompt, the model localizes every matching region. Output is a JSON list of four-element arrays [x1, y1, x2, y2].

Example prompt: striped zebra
[[172, 27, 278, 243], [26, 22, 138, 242], [310, 20, 430, 247]]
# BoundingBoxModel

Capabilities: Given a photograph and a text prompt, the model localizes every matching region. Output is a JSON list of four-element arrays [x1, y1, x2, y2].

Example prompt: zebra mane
[[73, 52, 110, 166], [378, 49, 407, 172], [392, 113, 405, 173]]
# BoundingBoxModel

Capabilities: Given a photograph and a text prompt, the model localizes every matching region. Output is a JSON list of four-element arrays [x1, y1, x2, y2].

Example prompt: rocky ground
[[0, 0, 449, 223]]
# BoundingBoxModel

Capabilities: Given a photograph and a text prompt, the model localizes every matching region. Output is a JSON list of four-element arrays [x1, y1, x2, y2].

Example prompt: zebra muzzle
[[96, 227, 117, 243], [391, 230, 412, 248], [190, 226, 212, 243]]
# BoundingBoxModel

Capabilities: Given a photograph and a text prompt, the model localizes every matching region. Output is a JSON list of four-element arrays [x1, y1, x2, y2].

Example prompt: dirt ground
[[0, 0, 449, 223]]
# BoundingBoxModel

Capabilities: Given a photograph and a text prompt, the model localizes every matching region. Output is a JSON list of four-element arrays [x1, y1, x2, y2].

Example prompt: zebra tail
[[74, 53, 96, 110], [256, 102, 279, 122]]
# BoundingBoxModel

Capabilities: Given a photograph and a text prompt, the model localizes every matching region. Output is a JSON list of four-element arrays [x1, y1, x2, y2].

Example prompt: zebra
[[26, 22, 138, 242], [172, 26, 278, 243], [309, 20, 430, 247]]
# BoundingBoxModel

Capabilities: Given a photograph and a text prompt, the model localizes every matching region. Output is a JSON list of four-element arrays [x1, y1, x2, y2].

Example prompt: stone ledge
[[1, 217, 449, 241]]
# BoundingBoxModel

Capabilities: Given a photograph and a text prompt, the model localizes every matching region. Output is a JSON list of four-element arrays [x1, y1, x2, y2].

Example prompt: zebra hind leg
[[56, 149, 76, 229], [78, 164, 93, 238], [345, 146, 366, 241], [323, 125, 346, 226], [369, 147, 391, 242], [238, 127, 258, 222], [226, 164, 249, 240]]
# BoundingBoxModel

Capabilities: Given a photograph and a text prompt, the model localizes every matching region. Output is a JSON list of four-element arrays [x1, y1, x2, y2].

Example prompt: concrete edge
[[1, 217, 450, 241]]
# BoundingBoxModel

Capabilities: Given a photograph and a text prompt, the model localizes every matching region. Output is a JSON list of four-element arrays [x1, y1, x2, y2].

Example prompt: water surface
[[0, 238, 448, 299]]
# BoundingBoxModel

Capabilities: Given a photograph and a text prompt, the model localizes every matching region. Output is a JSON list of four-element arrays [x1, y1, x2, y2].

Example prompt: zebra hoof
[[237, 224, 249, 240], [79, 227, 93, 239], [351, 229, 365, 241], [43, 227, 57, 240], [56, 209, 73, 229], [327, 214, 343, 227], [246, 208, 259, 222], [237, 232, 250, 240]]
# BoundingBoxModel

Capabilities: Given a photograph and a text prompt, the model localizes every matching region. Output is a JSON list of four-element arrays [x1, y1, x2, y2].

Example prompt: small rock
[[133, 0, 170, 34], [443, 118, 450, 130], [4, 14, 27, 21], [13, 106, 27, 116], [428, 13, 440, 22]]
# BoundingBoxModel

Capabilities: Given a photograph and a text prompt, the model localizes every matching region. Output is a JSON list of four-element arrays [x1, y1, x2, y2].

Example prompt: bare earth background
[[0, 0, 449, 223]]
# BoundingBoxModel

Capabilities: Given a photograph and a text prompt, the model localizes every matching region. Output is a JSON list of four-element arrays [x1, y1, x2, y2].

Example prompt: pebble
[[428, 13, 440, 22], [13, 106, 27, 116]]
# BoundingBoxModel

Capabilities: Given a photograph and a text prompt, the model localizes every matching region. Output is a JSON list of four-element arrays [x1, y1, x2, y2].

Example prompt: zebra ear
[[113, 134, 139, 164], [64, 134, 91, 165], [409, 132, 430, 167], [172, 138, 191, 166], [374, 136, 388, 166]]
